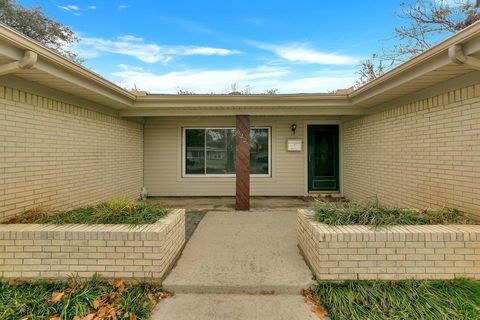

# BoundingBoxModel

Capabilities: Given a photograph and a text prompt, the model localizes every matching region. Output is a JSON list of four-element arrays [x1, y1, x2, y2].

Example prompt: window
[[183, 127, 271, 176]]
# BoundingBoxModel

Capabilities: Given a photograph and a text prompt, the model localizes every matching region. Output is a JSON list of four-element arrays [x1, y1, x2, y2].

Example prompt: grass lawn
[[309, 279, 480, 320], [311, 199, 473, 227], [0, 275, 169, 320], [2, 199, 170, 225]]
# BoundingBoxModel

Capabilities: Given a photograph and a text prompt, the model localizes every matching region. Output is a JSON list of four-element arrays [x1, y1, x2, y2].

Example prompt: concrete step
[[162, 211, 314, 295], [152, 294, 318, 320], [163, 282, 310, 295]]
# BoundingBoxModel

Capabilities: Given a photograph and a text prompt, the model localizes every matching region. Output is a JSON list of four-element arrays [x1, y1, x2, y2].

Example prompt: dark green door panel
[[308, 125, 339, 191]]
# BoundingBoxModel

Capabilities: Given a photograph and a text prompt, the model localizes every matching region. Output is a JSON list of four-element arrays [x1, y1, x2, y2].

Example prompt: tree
[[227, 83, 278, 95], [176, 83, 278, 95], [0, 0, 80, 62], [176, 88, 195, 95], [357, 54, 385, 86], [264, 88, 278, 95], [228, 83, 252, 95], [356, 0, 479, 86]]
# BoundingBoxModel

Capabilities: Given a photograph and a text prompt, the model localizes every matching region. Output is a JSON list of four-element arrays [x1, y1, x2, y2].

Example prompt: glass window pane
[[313, 130, 334, 176], [206, 129, 236, 174], [185, 129, 205, 174], [250, 128, 269, 175]]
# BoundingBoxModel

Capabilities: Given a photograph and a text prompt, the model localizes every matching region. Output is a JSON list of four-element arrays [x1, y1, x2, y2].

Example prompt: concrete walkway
[[154, 209, 315, 319], [162, 210, 313, 294]]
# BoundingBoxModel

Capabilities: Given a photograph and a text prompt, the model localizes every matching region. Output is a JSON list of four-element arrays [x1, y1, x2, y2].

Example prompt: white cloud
[[248, 41, 359, 65], [88, 5, 96, 10], [75, 35, 240, 63], [57, 4, 80, 11], [177, 47, 240, 56], [111, 65, 355, 93], [118, 5, 128, 10]]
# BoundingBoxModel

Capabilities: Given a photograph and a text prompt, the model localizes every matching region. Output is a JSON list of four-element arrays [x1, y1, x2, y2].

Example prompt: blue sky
[[21, 0, 410, 93]]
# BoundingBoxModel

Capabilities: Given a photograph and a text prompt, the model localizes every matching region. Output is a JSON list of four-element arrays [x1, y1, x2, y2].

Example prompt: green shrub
[[311, 198, 470, 227], [3, 199, 170, 225]]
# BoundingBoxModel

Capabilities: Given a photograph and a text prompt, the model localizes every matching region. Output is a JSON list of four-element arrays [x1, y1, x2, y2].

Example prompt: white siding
[[144, 116, 340, 196]]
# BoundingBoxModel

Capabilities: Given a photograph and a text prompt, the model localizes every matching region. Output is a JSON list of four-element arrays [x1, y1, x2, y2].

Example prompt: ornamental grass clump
[[0, 275, 169, 320], [311, 198, 470, 227], [3, 199, 170, 225], [312, 279, 480, 320]]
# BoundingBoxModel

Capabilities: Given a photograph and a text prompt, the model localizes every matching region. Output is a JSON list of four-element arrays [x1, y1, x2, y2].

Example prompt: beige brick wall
[[0, 209, 185, 279], [343, 84, 480, 219], [298, 210, 480, 280], [0, 85, 144, 219]]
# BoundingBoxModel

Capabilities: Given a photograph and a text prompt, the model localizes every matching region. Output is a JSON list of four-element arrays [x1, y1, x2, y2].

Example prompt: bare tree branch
[[356, 0, 479, 86]]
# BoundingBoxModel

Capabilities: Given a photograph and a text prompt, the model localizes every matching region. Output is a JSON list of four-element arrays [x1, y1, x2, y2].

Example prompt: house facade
[[0, 22, 480, 218]]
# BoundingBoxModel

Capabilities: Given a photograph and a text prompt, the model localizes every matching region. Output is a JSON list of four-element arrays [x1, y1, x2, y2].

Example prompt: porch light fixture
[[291, 124, 297, 134]]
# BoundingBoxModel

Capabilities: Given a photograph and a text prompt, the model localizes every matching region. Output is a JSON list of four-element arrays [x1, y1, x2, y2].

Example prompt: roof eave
[[0, 23, 135, 108], [350, 21, 480, 106], [134, 93, 351, 108]]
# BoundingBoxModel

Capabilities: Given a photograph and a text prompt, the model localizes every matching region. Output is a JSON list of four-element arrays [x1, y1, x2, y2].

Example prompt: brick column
[[235, 115, 250, 210]]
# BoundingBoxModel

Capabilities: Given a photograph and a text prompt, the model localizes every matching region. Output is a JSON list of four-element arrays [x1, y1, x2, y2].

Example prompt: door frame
[[303, 121, 343, 195]]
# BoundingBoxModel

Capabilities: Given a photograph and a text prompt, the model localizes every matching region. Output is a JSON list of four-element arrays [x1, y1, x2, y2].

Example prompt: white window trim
[[182, 127, 272, 178]]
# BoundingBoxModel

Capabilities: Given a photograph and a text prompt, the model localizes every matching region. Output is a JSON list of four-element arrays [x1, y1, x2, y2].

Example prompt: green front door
[[308, 125, 339, 191]]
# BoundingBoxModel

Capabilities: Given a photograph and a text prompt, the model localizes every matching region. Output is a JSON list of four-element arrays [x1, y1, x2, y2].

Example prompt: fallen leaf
[[311, 305, 329, 319], [105, 292, 118, 303], [97, 306, 109, 318], [93, 297, 103, 309], [82, 314, 95, 320], [113, 279, 124, 289], [72, 317, 81, 320], [159, 292, 171, 299], [303, 288, 329, 319], [82, 313, 95, 320], [49, 317, 63, 320], [67, 278, 77, 288], [109, 307, 117, 317], [50, 292, 65, 303], [8, 279, 25, 286], [130, 314, 137, 320], [151, 301, 158, 310], [20, 316, 30, 320]]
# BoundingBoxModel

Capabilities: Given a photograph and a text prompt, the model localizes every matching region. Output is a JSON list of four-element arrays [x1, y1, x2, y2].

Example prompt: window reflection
[[184, 127, 270, 176]]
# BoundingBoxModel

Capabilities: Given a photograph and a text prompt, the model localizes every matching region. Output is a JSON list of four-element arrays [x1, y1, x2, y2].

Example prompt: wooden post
[[235, 115, 250, 210]]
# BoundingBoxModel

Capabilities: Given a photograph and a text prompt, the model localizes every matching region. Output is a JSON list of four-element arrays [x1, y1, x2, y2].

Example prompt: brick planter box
[[0, 209, 185, 280], [298, 209, 480, 280]]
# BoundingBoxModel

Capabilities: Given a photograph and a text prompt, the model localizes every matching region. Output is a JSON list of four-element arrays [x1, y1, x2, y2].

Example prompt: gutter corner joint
[[448, 44, 480, 71], [0, 50, 38, 76]]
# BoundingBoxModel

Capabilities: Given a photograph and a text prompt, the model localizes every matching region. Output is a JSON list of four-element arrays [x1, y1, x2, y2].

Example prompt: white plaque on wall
[[287, 139, 302, 152]]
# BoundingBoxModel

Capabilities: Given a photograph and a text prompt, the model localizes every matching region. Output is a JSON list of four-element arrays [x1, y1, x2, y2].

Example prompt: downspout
[[0, 50, 38, 76], [448, 45, 480, 70]]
